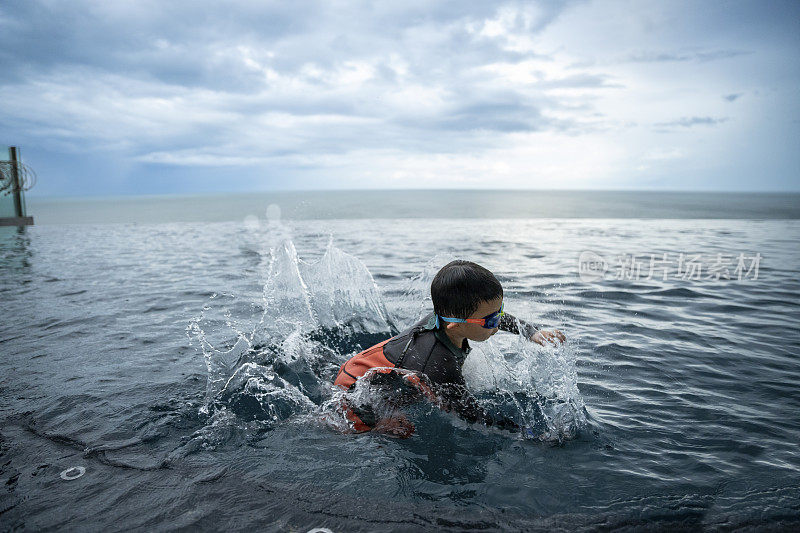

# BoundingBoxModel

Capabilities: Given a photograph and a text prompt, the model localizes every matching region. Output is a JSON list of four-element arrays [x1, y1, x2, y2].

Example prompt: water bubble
[[243, 215, 260, 231], [60, 466, 85, 480], [266, 203, 281, 222]]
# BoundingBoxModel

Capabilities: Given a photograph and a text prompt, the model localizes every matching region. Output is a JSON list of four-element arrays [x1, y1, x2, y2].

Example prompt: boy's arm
[[498, 313, 540, 337], [499, 313, 566, 345], [436, 382, 520, 432]]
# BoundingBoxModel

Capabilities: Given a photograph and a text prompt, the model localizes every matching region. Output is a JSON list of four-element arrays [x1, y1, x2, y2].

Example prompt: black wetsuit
[[336, 311, 540, 431]]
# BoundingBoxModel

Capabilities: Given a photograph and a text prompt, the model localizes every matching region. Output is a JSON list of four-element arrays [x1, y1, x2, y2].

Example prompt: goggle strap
[[437, 306, 504, 329]]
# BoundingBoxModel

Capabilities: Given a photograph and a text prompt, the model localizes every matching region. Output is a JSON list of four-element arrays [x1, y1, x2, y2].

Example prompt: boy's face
[[447, 297, 502, 342]]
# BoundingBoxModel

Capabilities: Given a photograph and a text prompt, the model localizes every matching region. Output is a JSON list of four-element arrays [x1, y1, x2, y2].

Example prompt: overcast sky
[[1, 0, 798, 196]]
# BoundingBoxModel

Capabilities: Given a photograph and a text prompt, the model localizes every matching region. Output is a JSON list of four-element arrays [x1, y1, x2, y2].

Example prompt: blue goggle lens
[[484, 313, 502, 328], [482, 302, 504, 328]]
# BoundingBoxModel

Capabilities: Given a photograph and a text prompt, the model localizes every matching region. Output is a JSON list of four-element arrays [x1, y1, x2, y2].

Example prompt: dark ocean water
[[26, 190, 800, 224], [2, 192, 800, 531]]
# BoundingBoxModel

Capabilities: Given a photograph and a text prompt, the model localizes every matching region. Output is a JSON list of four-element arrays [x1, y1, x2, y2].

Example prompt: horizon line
[[26, 187, 800, 200]]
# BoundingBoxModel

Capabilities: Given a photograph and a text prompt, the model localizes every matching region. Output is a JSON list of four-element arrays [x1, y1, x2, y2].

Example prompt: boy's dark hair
[[431, 260, 503, 320]]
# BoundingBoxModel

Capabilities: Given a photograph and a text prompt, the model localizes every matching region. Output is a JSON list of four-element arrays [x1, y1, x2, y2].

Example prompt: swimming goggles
[[437, 302, 504, 329]]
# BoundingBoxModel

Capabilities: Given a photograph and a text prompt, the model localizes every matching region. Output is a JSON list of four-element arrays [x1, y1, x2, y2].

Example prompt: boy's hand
[[374, 415, 415, 439], [531, 329, 566, 346]]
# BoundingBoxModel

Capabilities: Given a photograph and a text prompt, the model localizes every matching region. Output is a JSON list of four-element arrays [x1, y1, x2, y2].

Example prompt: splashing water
[[396, 254, 586, 442], [187, 237, 585, 445], [464, 336, 586, 443], [186, 238, 394, 432], [394, 252, 457, 329]]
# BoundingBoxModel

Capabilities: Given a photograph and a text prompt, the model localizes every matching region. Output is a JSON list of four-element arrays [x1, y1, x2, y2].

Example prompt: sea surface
[[2, 191, 800, 531]]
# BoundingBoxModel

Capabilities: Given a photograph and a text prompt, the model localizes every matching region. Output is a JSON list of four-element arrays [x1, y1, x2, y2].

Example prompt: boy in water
[[334, 260, 565, 438]]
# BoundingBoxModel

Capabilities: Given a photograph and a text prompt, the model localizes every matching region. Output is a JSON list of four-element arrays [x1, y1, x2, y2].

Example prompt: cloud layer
[[1, 0, 798, 194]]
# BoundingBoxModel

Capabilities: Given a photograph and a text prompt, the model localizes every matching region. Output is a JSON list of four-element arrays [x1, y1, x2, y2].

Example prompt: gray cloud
[[627, 49, 749, 63], [654, 116, 729, 129], [0, 0, 601, 164], [0, 1, 568, 90], [1, 0, 798, 194]]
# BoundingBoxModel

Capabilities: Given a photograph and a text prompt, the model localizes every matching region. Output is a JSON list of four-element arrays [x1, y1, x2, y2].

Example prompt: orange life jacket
[[336, 340, 445, 431], [334, 339, 393, 390]]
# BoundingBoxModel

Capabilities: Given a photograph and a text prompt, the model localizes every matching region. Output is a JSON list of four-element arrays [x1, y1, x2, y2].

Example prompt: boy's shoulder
[[384, 313, 466, 381], [384, 312, 437, 354]]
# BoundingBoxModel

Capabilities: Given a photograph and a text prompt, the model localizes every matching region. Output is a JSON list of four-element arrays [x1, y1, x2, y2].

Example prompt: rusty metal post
[[9, 146, 23, 217]]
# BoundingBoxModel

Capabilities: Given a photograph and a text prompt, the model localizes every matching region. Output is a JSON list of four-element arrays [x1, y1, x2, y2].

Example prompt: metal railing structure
[[0, 147, 35, 226]]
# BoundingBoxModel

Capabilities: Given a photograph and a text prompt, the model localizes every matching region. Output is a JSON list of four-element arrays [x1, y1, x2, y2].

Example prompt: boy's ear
[[445, 322, 459, 331]]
